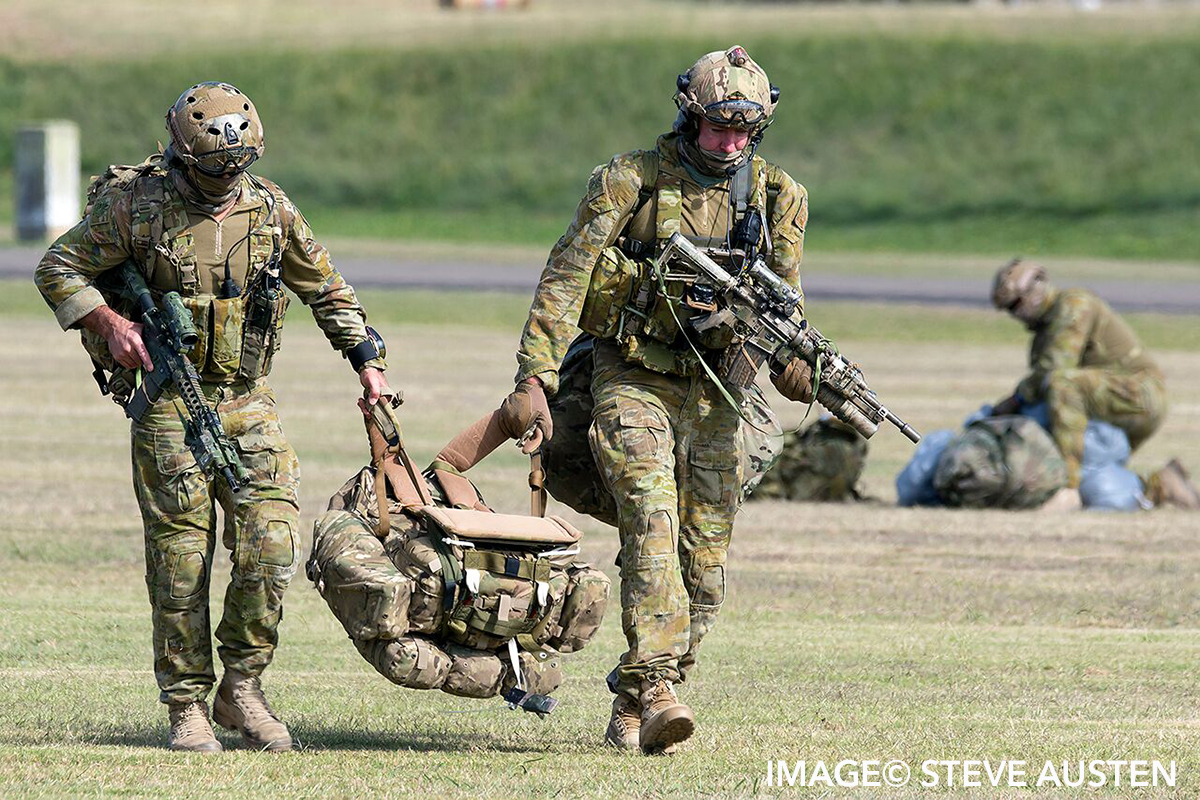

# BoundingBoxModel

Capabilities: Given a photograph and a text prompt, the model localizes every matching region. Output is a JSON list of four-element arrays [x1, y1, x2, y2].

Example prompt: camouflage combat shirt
[[515, 132, 808, 395], [1016, 287, 1160, 403]]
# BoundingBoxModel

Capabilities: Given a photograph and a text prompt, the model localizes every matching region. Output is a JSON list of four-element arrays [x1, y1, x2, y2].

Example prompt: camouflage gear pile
[[133, 380, 300, 703], [752, 418, 868, 502], [542, 335, 784, 524], [307, 460, 610, 703], [1013, 287, 1165, 487], [933, 416, 1067, 509]]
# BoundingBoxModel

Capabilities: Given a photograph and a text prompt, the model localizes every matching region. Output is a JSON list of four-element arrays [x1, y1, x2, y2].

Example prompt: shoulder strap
[[620, 150, 661, 256]]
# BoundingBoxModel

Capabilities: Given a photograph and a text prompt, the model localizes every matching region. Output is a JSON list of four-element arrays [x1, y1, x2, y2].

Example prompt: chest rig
[[576, 149, 770, 375], [85, 159, 290, 395]]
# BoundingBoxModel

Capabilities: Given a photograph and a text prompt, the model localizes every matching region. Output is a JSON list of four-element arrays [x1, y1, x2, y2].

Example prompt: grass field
[[3, 1, 1200, 259], [1, 278, 1198, 796]]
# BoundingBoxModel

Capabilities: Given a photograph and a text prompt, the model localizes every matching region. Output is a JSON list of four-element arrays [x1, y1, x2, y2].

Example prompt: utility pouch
[[207, 294, 247, 377], [577, 246, 641, 340], [179, 295, 212, 371], [239, 276, 288, 380]]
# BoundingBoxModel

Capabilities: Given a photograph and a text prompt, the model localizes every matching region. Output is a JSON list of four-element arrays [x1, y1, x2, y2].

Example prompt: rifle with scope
[[107, 264, 249, 492], [655, 232, 921, 443]]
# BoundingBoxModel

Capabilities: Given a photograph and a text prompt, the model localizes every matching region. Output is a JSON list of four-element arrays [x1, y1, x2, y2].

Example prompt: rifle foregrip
[[815, 384, 879, 440]]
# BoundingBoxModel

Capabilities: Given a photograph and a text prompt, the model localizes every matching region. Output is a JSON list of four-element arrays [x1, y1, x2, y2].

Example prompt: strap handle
[[529, 451, 547, 518], [364, 395, 431, 538]]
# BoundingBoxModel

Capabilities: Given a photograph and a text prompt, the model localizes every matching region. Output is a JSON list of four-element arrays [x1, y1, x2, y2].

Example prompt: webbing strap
[[430, 533, 463, 612], [655, 182, 683, 244], [463, 551, 551, 582], [529, 452, 547, 517], [731, 159, 753, 220]]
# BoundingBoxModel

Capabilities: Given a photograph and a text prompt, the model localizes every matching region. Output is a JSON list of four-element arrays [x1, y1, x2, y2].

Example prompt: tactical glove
[[771, 357, 814, 403], [500, 380, 553, 454]]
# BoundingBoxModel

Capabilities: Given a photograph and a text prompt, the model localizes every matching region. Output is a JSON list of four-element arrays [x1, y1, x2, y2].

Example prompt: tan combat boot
[[167, 700, 222, 753], [604, 694, 641, 750], [1147, 460, 1200, 510], [212, 670, 293, 752], [638, 680, 694, 755]]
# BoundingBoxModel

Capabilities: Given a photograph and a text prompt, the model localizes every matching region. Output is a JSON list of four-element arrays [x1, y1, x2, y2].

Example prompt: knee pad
[[148, 531, 211, 610], [235, 499, 300, 573]]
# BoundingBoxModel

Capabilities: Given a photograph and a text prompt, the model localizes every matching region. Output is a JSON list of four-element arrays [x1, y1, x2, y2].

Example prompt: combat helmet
[[166, 82, 264, 177], [674, 46, 779, 136], [992, 258, 1051, 326]]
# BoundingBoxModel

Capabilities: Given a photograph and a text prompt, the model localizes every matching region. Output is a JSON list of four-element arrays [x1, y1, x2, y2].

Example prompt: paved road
[[6, 246, 1198, 314]]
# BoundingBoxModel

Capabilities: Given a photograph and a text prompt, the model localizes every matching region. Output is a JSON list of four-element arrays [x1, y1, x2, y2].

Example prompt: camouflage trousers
[[131, 378, 300, 705], [588, 340, 742, 699], [1044, 367, 1166, 487]]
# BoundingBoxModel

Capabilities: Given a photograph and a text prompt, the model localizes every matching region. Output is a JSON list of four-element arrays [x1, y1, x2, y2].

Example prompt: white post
[[15, 120, 81, 242]]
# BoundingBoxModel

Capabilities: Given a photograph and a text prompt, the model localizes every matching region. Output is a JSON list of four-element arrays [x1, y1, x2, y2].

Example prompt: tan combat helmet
[[992, 258, 1051, 326], [674, 45, 779, 135], [166, 82, 264, 176]]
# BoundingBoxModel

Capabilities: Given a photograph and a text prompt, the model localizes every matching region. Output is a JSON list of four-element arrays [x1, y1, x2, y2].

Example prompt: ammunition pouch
[[173, 281, 287, 382], [239, 276, 288, 380], [577, 246, 642, 340]]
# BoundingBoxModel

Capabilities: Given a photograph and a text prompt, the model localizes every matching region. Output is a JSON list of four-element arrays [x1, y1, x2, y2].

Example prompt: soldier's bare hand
[[357, 367, 392, 416], [80, 305, 153, 371], [108, 320, 153, 371]]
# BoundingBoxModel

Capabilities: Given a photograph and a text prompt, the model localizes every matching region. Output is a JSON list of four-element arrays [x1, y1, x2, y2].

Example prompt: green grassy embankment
[[2, 30, 1200, 258]]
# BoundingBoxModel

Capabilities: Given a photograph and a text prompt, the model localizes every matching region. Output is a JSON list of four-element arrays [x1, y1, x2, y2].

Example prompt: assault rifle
[[109, 264, 248, 492], [656, 233, 921, 443]]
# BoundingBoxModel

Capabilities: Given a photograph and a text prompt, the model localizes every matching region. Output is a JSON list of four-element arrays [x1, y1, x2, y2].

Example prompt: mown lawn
[[1, 282, 1198, 795]]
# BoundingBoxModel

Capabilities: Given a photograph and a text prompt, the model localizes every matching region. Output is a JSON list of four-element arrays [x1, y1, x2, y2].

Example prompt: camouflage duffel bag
[[306, 402, 611, 715], [751, 416, 868, 502], [543, 334, 785, 526], [933, 415, 1067, 509]]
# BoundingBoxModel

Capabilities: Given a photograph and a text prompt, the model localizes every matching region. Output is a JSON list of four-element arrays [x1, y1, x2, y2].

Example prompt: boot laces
[[233, 676, 280, 724], [646, 681, 676, 711], [174, 702, 209, 737]]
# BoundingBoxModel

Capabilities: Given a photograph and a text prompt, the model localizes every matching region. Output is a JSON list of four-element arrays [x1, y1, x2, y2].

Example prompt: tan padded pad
[[420, 506, 582, 545]]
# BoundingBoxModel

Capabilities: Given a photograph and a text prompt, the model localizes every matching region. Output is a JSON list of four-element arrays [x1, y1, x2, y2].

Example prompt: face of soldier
[[697, 118, 750, 156]]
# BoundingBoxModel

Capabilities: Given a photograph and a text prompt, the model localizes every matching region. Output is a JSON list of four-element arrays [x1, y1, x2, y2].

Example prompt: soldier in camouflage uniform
[[501, 47, 813, 754], [991, 259, 1199, 509], [34, 82, 393, 752]]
